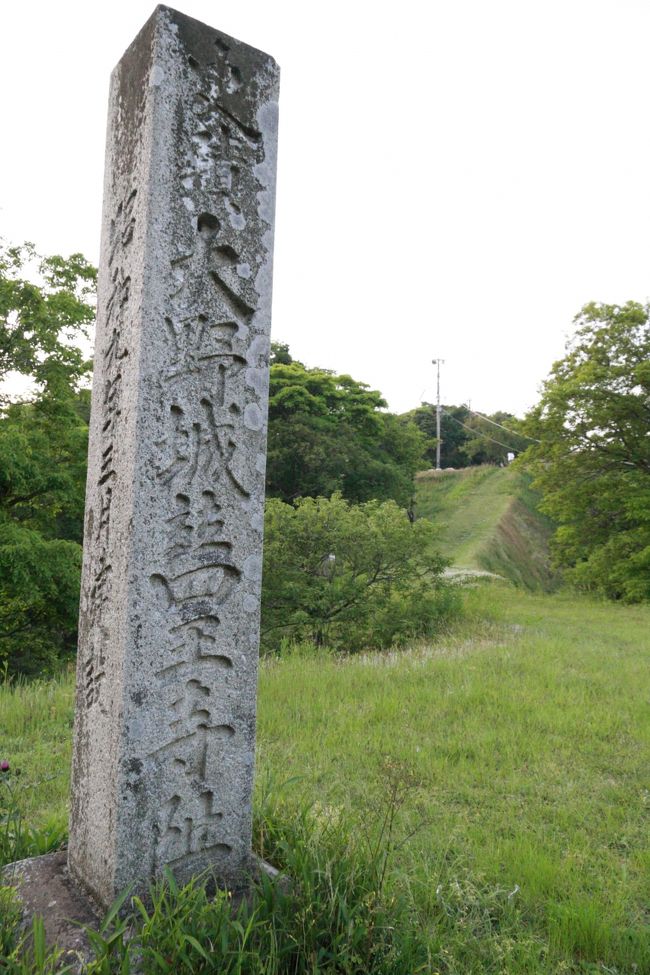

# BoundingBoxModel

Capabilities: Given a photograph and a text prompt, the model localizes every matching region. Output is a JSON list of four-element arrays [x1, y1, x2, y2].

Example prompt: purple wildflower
[[0, 760, 9, 772]]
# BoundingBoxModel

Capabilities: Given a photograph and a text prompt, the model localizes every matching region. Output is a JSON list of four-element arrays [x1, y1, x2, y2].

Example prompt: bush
[[261, 494, 459, 653]]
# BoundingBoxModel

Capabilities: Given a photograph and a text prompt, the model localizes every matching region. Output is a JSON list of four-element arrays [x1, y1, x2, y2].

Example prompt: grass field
[[2, 583, 649, 972], [416, 466, 516, 567], [415, 466, 558, 590]]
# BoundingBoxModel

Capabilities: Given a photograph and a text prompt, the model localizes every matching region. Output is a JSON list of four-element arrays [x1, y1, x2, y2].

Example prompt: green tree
[[0, 244, 94, 392], [404, 403, 472, 468], [459, 410, 527, 466], [520, 301, 650, 601], [404, 403, 526, 468], [266, 362, 426, 505], [262, 493, 457, 652], [0, 243, 95, 675], [269, 340, 293, 365], [439, 405, 472, 467]]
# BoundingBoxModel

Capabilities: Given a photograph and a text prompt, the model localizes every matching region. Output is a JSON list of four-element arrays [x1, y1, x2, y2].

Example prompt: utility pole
[[432, 358, 444, 470]]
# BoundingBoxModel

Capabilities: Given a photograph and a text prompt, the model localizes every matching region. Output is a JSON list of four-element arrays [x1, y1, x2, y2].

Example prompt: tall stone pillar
[[68, 5, 279, 908]]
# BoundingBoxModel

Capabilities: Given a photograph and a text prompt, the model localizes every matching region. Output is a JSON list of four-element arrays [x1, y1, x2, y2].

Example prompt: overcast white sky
[[2, 0, 650, 415]]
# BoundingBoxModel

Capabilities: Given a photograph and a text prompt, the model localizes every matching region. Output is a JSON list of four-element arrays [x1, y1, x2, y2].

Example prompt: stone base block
[[3, 849, 287, 969], [3, 850, 100, 970]]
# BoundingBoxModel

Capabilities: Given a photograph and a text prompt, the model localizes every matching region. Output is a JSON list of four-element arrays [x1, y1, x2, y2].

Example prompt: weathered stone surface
[[3, 851, 100, 970], [68, 5, 279, 910]]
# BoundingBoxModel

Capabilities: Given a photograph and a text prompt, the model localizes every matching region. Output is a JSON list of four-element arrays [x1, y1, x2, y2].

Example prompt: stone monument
[[65, 4, 279, 909], [3, 5, 279, 955]]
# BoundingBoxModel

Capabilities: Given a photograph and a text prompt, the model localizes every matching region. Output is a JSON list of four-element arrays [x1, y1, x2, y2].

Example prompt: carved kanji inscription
[[69, 6, 278, 908]]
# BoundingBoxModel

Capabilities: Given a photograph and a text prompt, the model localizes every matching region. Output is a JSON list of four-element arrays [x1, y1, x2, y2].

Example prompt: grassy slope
[[416, 465, 558, 590], [2, 585, 649, 972]]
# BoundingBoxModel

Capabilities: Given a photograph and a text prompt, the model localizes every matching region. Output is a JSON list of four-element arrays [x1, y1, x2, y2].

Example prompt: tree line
[[404, 403, 529, 469], [0, 247, 454, 675], [2, 243, 648, 674]]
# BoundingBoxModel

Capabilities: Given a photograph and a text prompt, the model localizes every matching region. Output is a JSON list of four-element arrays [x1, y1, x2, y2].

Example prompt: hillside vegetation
[[416, 465, 558, 590]]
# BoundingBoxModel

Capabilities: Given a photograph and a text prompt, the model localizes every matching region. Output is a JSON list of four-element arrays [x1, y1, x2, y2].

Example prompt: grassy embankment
[[2, 582, 649, 972], [416, 465, 558, 590]]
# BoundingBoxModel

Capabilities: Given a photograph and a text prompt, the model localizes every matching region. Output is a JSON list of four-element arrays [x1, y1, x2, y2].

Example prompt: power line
[[463, 406, 541, 443], [442, 409, 523, 452]]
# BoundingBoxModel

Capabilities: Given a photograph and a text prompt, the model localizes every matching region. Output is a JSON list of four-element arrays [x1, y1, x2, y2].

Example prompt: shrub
[[261, 494, 459, 653]]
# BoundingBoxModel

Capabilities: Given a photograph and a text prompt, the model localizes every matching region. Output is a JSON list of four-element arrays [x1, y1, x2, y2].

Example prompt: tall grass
[[2, 779, 433, 974], [2, 584, 650, 972], [0, 667, 73, 832], [256, 583, 650, 971]]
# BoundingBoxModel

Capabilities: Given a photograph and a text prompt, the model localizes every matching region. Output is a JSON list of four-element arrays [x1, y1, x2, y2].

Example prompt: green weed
[[0, 900, 74, 974], [0, 764, 66, 866], [79, 774, 432, 975]]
